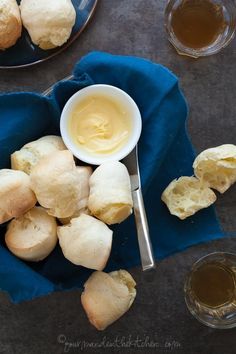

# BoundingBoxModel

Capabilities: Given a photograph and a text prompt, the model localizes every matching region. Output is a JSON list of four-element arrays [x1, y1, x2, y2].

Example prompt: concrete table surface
[[1, 1, 236, 353]]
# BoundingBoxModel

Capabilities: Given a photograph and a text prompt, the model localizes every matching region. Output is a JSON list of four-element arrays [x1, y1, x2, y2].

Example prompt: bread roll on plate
[[5, 207, 57, 262], [0, 169, 36, 224], [0, 0, 22, 50], [59, 166, 92, 225], [88, 161, 133, 225], [193, 144, 236, 193], [20, 0, 76, 50], [161, 176, 216, 220], [11, 135, 66, 175], [30, 150, 80, 218], [58, 214, 113, 270], [81, 270, 136, 330]]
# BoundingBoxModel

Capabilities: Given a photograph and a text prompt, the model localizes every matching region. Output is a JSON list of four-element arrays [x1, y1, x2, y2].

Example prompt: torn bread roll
[[88, 161, 133, 225], [0, 0, 22, 50], [5, 207, 57, 261], [161, 176, 216, 220], [20, 0, 76, 50], [0, 169, 36, 224], [30, 150, 80, 218], [11, 135, 66, 174], [59, 166, 92, 225], [193, 144, 236, 193], [81, 270, 136, 330], [58, 214, 112, 270]]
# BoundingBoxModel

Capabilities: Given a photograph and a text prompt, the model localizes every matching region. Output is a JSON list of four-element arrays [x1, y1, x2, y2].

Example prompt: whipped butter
[[68, 95, 132, 155]]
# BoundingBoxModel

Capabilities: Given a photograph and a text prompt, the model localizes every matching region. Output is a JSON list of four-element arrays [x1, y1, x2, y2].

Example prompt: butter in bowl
[[60, 84, 142, 165]]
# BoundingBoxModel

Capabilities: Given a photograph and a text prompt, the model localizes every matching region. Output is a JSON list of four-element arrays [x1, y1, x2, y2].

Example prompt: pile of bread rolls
[[0, 0, 76, 50], [162, 144, 236, 220], [1, 135, 136, 330]]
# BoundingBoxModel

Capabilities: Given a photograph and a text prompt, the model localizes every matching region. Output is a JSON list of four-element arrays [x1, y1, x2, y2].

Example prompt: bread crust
[[59, 166, 92, 225], [20, 0, 76, 49], [81, 270, 136, 330], [30, 150, 80, 218], [0, 169, 36, 224], [11, 135, 66, 175], [193, 144, 236, 193], [0, 0, 22, 50], [5, 206, 57, 261], [58, 214, 113, 270], [88, 161, 133, 225]]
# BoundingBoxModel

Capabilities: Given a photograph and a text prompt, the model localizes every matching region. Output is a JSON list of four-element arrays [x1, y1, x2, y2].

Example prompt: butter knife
[[123, 146, 155, 271]]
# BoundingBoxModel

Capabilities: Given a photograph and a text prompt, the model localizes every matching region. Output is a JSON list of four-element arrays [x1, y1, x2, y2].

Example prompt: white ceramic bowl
[[60, 84, 142, 165]]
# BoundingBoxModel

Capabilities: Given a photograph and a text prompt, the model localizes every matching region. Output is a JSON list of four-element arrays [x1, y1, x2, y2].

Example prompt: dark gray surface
[[0, 1, 236, 353]]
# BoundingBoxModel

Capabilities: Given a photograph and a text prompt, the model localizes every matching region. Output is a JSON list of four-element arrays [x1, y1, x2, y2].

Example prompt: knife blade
[[123, 146, 155, 271]]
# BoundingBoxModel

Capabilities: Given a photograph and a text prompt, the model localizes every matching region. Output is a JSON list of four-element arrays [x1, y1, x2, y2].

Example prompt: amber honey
[[185, 253, 236, 328], [171, 0, 226, 49], [190, 262, 235, 308]]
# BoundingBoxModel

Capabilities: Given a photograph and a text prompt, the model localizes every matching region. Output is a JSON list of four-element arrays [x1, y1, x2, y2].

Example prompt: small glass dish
[[184, 252, 236, 329], [165, 0, 236, 58]]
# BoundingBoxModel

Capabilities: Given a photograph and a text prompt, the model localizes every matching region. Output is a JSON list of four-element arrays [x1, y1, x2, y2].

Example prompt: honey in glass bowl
[[184, 252, 236, 328], [165, 0, 236, 57], [190, 262, 235, 308], [171, 0, 226, 49]]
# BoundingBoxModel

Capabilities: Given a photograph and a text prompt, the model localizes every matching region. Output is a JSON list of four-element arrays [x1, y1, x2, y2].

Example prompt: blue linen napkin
[[0, 52, 223, 303]]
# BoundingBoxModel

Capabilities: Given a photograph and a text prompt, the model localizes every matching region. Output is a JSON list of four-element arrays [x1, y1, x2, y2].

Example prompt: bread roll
[[88, 161, 133, 225], [193, 144, 236, 193], [30, 150, 80, 218], [59, 166, 92, 225], [20, 0, 76, 50], [58, 214, 113, 270], [0, 0, 22, 50], [81, 270, 136, 330], [0, 169, 36, 224], [5, 207, 57, 262], [11, 135, 66, 174], [161, 176, 216, 220]]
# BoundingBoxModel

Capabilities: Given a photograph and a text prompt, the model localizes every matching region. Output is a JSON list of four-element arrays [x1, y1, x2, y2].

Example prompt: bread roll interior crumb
[[161, 176, 216, 220]]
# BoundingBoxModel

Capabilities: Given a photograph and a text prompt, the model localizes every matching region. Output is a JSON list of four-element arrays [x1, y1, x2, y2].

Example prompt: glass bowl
[[184, 252, 236, 329], [165, 0, 236, 58]]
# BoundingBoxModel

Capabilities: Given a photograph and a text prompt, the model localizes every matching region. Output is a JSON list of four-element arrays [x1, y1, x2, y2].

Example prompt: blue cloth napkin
[[0, 52, 223, 303]]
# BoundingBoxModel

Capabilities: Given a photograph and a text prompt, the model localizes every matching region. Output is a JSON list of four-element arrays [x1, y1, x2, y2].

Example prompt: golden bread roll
[[161, 176, 216, 220], [88, 161, 133, 225], [58, 214, 113, 270], [193, 144, 236, 193], [11, 135, 66, 174], [5, 207, 57, 262], [0, 169, 36, 224], [81, 270, 136, 330], [30, 150, 80, 218], [20, 0, 76, 49], [59, 166, 92, 225], [0, 0, 22, 50]]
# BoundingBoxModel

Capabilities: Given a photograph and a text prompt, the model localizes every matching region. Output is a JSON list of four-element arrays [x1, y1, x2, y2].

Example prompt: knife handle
[[132, 188, 156, 271]]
